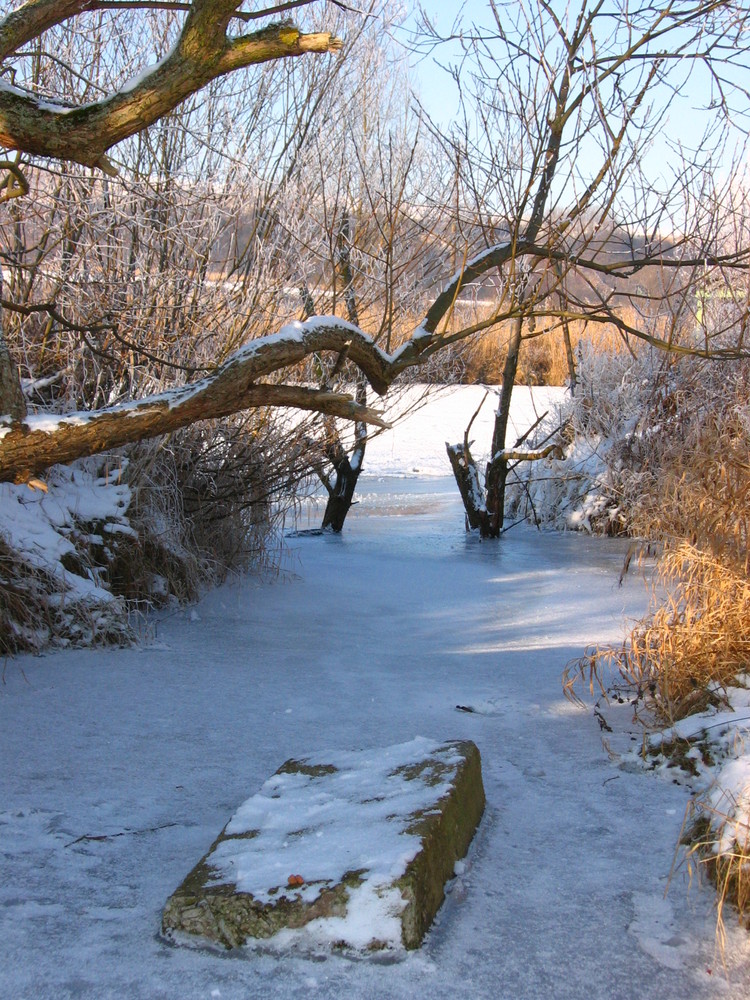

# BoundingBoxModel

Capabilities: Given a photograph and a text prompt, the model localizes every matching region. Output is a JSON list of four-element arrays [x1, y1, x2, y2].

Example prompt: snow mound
[[0, 460, 134, 650]]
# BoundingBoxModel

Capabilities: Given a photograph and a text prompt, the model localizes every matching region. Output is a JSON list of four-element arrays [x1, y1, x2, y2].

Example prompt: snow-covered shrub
[[508, 340, 750, 541], [555, 349, 750, 927], [0, 409, 307, 652], [556, 347, 749, 703], [123, 412, 302, 595], [685, 750, 750, 938], [506, 342, 661, 533], [0, 460, 136, 653]]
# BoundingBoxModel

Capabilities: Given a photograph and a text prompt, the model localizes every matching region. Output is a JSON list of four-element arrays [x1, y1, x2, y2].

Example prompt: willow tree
[[288, 30, 452, 532], [1, 0, 350, 437], [0, 0, 455, 486], [0, 1, 381, 483]]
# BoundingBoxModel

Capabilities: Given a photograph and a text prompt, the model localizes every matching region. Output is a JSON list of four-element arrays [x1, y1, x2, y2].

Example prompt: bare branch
[[0, 158, 28, 201]]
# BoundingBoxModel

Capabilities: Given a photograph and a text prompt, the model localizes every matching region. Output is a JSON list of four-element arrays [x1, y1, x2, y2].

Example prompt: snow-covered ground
[[361, 384, 565, 477], [2, 385, 750, 999]]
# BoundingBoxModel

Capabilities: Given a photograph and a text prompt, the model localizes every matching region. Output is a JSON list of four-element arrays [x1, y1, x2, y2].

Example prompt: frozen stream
[[3, 472, 750, 999]]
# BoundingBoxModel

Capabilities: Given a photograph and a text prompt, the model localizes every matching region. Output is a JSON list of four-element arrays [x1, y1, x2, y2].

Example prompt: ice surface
[[361, 384, 565, 478], [1, 386, 750, 997]]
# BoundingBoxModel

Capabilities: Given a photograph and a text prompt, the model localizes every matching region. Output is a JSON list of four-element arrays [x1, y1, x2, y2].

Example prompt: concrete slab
[[162, 737, 484, 952]]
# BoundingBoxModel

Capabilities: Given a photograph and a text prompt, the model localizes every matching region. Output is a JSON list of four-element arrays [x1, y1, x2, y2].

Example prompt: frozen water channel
[[3, 479, 750, 997]]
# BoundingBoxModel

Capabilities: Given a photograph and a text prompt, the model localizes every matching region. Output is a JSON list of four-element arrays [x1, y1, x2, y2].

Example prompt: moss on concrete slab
[[162, 738, 484, 952]]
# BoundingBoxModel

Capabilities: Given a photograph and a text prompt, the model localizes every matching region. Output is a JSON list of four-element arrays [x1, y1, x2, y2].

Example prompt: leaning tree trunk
[[447, 312, 523, 539], [320, 376, 367, 532], [446, 437, 490, 534], [320, 423, 365, 531]]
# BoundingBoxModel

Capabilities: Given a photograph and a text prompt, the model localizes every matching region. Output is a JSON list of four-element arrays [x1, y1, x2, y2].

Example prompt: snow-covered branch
[[0, 1, 342, 171], [490, 444, 563, 465], [0, 317, 398, 483]]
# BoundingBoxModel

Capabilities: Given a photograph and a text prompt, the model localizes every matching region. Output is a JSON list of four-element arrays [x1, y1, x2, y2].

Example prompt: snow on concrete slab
[[162, 738, 484, 953]]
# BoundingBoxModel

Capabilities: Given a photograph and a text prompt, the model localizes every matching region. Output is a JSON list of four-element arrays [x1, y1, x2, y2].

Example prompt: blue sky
[[398, 1, 744, 195], [399, 2, 483, 127]]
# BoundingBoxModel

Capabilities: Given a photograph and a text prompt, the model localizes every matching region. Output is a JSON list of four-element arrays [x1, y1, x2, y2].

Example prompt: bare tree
[[289, 30, 451, 531], [0, 0, 385, 481], [0, 0, 453, 490], [417, 0, 750, 536], [1, 0, 749, 500]]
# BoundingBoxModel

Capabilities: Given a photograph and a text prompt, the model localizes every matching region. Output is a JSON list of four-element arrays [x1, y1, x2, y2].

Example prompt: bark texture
[[446, 442, 488, 535], [0, 276, 27, 422], [0, 3, 342, 171], [0, 335, 26, 422], [483, 314, 524, 537], [320, 449, 361, 532]]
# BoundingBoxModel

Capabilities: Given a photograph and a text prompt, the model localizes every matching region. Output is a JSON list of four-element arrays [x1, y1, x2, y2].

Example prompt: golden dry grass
[[454, 309, 636, 386], [682, 809, 750, 949], [566, 545, 750, 722], [565, 359, 750, 719], [564, 357, 750, 929]]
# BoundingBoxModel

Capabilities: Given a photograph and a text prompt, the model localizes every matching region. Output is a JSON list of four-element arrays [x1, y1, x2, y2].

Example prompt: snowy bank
[[0, 460, 134, 650]]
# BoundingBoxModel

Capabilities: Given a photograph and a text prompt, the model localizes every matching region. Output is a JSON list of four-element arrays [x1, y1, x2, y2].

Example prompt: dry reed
[[564, 355, 750, 929], [682, 805, 750, 950], [565, 545, 750, 722], [450, 306, 638, 386]]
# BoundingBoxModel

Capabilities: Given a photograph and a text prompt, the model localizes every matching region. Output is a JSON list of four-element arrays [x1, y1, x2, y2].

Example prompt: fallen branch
[[65, 821, 178, 847]]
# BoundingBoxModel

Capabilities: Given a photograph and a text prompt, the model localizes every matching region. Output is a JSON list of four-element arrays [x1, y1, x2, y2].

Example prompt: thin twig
[[65, 821, 178, 848]]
